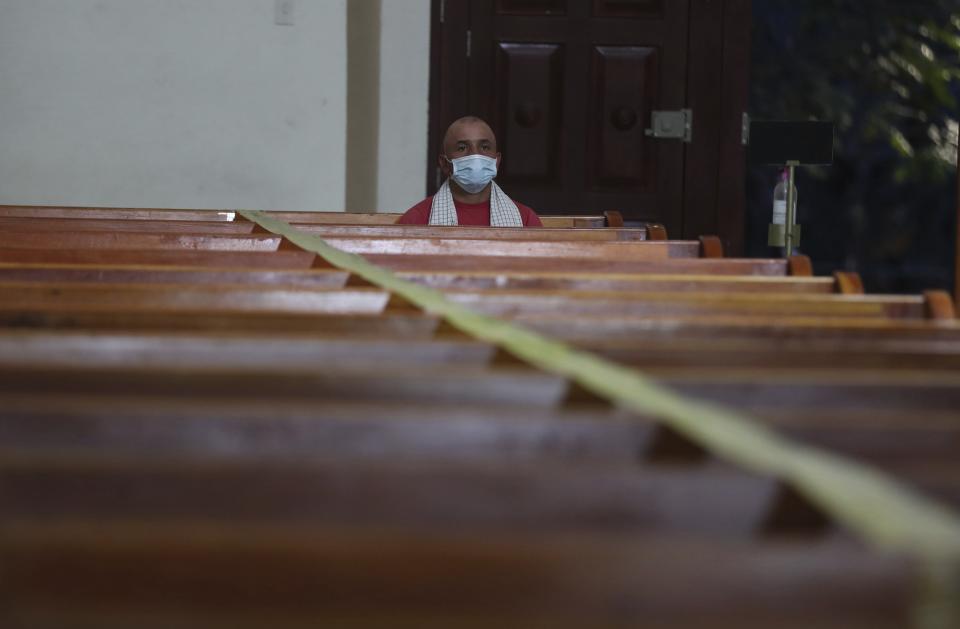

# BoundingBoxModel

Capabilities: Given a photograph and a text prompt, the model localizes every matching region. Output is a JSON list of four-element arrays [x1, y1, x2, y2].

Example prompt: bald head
[[441, 116, 499, 159]]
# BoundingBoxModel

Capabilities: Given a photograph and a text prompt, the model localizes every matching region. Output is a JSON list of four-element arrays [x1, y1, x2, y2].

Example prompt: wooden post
[[956, 142, 959, 308]]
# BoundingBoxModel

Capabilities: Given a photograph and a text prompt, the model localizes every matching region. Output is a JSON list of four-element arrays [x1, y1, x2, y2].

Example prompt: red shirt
[[398, 196, 543, 227]]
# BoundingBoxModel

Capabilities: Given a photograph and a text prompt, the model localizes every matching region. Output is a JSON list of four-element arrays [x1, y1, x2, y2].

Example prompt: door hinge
[[439, 0, 445, 24], [466, 29, 472, 57], [741, 112, 751, 146], [644, 109, 693, 143]]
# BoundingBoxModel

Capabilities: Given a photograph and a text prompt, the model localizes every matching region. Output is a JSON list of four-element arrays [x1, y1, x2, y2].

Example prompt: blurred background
[[746, 0, 960, 293]]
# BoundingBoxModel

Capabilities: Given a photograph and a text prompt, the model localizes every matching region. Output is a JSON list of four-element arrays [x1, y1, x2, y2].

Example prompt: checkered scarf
[[428, 180, 523, 227]]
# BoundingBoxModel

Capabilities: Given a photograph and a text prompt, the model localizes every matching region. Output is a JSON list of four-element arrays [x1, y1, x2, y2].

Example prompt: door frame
[[427, 0, 751, 255]]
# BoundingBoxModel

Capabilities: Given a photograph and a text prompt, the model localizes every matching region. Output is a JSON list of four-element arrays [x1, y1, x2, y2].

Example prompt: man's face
[[439, 120, 501, 178]]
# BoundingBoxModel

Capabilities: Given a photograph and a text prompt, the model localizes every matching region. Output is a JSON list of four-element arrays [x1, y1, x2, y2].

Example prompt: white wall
[[0, 0, 431, 213], [0, 0, 346, 210], [375, 0, 430, 213]]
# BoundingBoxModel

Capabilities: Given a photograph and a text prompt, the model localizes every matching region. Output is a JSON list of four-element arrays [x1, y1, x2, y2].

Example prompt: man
[[398, 116, 542, 227]]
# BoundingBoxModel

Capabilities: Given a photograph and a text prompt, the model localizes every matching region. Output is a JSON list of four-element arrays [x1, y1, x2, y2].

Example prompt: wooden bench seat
[[0, 216, 258, 234], [0, 209, 952, 627], [0, 395, 654, 462], [0, 231, 286, 252], [267, 211, 619, 228], [300, 237, 701, 260], [0, 205, 631, 229], [0, 523, 909, 629], [2, 282, 399, 315], [401, 270, 842, 293], [0, 205, 239, 221], [0, 262, 836, 292], [0, 281, 932, 321], [0, 248, 322, 268], [0, 262, 352, 288], [445, 290, 931, 320], [0, 251, 795, 276], [365, 254, 791, 275], [0, 363, 584, 408], [756, 409, 960, 466], [0, 217, 652, 241], [290, 224, 652, 241], [0, 452, 784, 536], [2, 357, 960, 416], [0, 308, 441, 335], [0, 232, 706, 262], [653, 368, 960, 413], [523, 311, 960, 342], [0, 392, 954, 472], [585, 335, 960, 370], [0, 331, 498, 369]]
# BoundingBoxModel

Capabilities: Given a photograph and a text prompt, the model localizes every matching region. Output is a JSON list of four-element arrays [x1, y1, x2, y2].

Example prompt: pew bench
[[0, 216, 656, 242], [0, 281, 939, 321], [0, 207, 954, 628], [0, 262, 840, 292], [0, 205, 636, 230], [0, 522, 910, 629]]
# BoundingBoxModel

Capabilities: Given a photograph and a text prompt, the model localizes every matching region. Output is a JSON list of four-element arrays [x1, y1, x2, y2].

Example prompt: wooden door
[[429, 0, 751, 251]]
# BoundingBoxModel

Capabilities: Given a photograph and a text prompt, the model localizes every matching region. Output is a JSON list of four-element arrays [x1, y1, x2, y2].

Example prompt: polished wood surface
[[0, 208, 954, 626]]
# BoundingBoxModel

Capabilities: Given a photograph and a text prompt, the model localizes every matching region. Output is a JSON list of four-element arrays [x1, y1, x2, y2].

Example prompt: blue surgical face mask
[[446, 154, 498, 194]]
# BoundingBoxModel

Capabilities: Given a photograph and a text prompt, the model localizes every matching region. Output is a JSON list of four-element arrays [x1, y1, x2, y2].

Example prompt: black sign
[[748, 121, 835, 165]]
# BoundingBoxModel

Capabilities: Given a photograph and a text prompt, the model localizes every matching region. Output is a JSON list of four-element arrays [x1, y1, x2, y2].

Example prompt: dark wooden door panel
[[497, 0, 569, 15], [587, 45, 658, 190], [496, 43, 565, 184], [592, 0, 665, 18], [467, 0, 690, 232], [429, 0, 750, 249]]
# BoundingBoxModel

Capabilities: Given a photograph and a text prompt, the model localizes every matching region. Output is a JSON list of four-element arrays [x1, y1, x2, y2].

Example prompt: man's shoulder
[[515, 201, 543, 227], [397, 197, 433, 225]]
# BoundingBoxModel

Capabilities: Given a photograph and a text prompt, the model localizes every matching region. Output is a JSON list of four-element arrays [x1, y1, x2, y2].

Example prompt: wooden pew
[[0, 205, 239, 221], [400, 270, 844, 294], [0, 248, 323, 268], [444, 289, 933, 320], [0, 309, 442, 335], [1, 282, 400, 315], [0, 331, 498, 369], [0, 262, 353, 288], [1, 357, 959, 424], [0, 210, 951, 627], [0, 205, 635, 230], [0, 281, 936, 320], [0, 216, 258, 234], [0, 216, 654, 241], [0, 232, 286, 252], [0, 230, 710, 262], [0, 248, 793, 275], [1, 393, 954, 470], [584, 335, 960, 370], [522, 310, 960, 342], [0, 394, 684, 463], [0, 523, 910, 629], [295, 237, 701, 260], [289, 224, 653, 241], [0, 452, 785, 536], [363, 255, 791, 275], [653, 368, 960, 414], [0, 262, 835, 292], [0, 362, 582, 408]]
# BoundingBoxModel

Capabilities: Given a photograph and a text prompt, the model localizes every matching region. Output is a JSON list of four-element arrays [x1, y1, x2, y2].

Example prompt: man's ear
[[438, 154, 452, 177], [496, 153, 502, 170]]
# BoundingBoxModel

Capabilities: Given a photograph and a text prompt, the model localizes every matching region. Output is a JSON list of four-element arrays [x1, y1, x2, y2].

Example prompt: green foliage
[[749, 0, 960, 292], [753, 0, 959, 178]]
